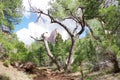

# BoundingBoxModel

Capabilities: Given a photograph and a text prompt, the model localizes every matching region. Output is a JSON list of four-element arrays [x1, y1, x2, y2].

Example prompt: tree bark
[[80, 61, 84, 80], [43, 39, 62, 71], [65, 37, 76, 71]]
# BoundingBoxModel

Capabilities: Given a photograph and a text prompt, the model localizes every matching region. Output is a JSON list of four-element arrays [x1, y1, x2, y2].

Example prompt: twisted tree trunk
[[65, 37, 76, 71], [43, 39, 62, 71]]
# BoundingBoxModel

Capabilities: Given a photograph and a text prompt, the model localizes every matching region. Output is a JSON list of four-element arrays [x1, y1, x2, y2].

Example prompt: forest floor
[[32, 67, 80, 80], [0, 61, 79, 80], [1, 61, 120, 80]]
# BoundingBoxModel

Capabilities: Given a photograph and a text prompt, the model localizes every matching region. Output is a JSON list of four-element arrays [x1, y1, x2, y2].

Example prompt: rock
[[11, 61, 35, 73], [23, 62, 35, 73]]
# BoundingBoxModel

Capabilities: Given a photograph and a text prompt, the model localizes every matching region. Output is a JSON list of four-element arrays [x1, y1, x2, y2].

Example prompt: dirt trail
[[33, 68, 80, 80], [1, 60, 120, 80], [0, 61, 32, 80], [0, 61, 78, 80]]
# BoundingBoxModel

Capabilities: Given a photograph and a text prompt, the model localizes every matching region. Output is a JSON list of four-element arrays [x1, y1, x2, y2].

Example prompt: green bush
[[3, 60, 10, 67]]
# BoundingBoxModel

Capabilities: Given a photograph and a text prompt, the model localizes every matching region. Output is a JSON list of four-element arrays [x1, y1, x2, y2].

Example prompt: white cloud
[[16, 28, 34, 45], [30, 0, 51, 10], [22, 0, 51, 17], [16, 22, 48, 45], [16, 22, 69, 45], [22, 0, 30, 17]]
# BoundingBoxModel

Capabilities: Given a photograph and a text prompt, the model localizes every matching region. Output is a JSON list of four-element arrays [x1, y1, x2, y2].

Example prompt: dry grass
[[86, 71, 120, 80]]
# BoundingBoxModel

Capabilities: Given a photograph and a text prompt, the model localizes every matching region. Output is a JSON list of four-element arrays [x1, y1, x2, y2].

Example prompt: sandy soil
[[0, 61, 32, 80]]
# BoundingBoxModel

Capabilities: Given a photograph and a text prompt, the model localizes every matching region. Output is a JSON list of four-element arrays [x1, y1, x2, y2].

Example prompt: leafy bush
[[3, 60, 10, 67]]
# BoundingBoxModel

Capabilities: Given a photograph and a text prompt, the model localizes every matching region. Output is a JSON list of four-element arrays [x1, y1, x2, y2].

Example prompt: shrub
[[3, 60, 10, 67]]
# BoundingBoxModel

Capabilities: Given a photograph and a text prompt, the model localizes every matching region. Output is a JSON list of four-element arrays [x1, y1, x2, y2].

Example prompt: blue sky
[[14, 13, 37, 32]]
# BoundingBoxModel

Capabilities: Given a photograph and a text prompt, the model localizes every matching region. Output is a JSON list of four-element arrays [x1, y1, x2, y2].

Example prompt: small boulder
[[23, 62, 35, 73]]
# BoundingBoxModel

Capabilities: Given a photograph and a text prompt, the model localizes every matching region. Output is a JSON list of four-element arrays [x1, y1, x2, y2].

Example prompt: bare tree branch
[[73, 22, 79, 34], [69, 11, 79, 23], [36, 14, 41, 22], [29, 5, 73, 37], [86, 23, 101, 42], [76, 8, 85, 35], [97, 18, 106, 35], [77, 26, 85, 35], [110, 22, 120, 35], [30, 36, 43, 41]]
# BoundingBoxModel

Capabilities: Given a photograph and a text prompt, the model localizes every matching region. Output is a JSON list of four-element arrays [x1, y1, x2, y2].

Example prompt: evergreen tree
[[0, 0, 23, 30]]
